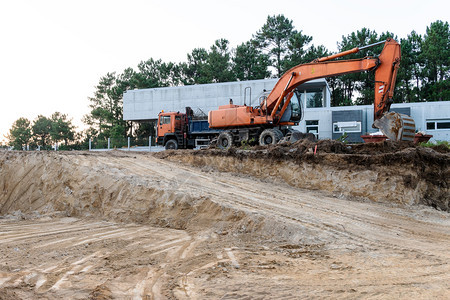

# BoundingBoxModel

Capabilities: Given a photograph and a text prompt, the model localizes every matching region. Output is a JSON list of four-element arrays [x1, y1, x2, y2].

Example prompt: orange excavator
[[208, 38, 415, 149]]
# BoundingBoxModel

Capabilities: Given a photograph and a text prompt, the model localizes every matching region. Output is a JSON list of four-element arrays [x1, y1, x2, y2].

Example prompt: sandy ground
[[0, 150, 449, 299]]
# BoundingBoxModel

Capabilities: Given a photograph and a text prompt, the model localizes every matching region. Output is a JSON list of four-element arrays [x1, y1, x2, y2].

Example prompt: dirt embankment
[[0, 151, 256, 235], [159, 140, 450, 211], [0, 150, 449, 299]]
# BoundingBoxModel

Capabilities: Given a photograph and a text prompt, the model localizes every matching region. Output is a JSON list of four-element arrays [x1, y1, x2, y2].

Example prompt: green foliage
[[7, 16, 448, 151], [206, 39, 235, 83], [135, 59, 180, 88], [133, 121, 156, 138], [240, 137, 257, 149], [419, 140, 449, 148], [181, 48, 210, 85], [253, 15, 298, 76], [50, 112, 75, 145], [8, 117, 32, 150], [283, 31, 313, 69], [396, 31, 423, 102], [8, 113, 76, 150], [110, 124, 126, 139], [233, 41, 271, 80], [420, 20, 449, 101], [32, 115, 52, 148], [302, 45, 329, 63], [337, 132, 349, 143], [83, 72, 129, 139], [336, 28, 382, 106]]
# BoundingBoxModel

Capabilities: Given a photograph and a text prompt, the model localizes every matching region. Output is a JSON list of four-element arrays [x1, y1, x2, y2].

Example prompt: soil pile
[[159, 140, 449, 211], [0, 151, 254, 234]]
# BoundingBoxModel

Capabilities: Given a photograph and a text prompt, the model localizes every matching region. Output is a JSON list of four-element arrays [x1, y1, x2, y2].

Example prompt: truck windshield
[[159, 116, 171, 125]]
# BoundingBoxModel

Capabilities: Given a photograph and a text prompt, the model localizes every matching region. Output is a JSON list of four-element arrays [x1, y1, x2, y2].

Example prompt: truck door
[[158, 115, 173, 139]]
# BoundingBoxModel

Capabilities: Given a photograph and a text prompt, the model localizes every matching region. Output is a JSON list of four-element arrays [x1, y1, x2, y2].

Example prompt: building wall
[[124, 79, 279, 121], [123, 78, 329, 121], [294, 102, 450, 142]]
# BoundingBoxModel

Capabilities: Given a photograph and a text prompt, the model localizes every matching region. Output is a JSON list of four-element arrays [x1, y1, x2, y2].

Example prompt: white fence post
[[149, 136, 151, 152], [128, 137, 130, 151], [89, 139, 92, 151], [108, 138, 110, 150]]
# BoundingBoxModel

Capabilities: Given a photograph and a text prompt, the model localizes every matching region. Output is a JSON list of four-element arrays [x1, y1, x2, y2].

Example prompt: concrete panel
[[123, 78, 328, 121]]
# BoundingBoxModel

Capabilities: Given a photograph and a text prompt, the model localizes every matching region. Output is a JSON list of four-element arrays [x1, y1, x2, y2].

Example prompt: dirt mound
[[431, 143, 450, 153], [265, 139, 425, 157], [159, 142, 449, 211], [0, 152, 236, 230], [0, 151, 303, 242], [245, 139, 417, 156], [181, 139, 449, 172]]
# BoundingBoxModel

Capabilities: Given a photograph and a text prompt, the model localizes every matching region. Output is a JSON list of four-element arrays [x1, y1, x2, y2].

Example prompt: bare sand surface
[[0, 149, 448, 299]]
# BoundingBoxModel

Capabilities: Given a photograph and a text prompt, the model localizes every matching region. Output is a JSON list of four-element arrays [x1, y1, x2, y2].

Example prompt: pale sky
[[0, 0, 448, 144]]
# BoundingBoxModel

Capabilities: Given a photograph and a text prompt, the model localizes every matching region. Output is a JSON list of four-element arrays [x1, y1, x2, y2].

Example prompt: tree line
[[7, 15, 449, 149], [6, 113, 77, 150]]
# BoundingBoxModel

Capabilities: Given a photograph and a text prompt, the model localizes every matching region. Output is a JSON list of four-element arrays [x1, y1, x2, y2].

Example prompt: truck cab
[[157, 111, 186, 149], [157, 107, 222, 150]]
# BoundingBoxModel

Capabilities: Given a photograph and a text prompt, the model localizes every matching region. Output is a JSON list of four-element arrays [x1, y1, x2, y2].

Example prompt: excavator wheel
[[273, 128, 284, 141], [373, 112, 416, 142], [217, 131, 233, 150], [259, 129, 281, 146]]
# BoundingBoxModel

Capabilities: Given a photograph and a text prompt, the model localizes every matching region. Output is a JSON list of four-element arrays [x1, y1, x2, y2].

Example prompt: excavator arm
[[208, 38, 415, 142], [265, 38, 415, 141], [266, 58, 380, 120]]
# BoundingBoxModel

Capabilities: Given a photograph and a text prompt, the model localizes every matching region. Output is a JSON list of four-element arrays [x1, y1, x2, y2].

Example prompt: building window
[[333, 121, 362, 133], [298, 88, 324, 108], [306, 120, 319, 138], [426, 119, 450, 130]]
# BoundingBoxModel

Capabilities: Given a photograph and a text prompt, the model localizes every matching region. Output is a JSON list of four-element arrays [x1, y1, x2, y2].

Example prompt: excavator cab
[[279, 90, 302, 123]]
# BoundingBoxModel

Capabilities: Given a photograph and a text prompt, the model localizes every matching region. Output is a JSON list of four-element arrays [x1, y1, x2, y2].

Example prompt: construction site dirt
[[0, 144, 449, 299]]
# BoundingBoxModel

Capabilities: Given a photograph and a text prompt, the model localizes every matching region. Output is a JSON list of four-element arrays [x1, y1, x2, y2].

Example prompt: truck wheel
[[165, 139, 178, 150], [217, 132, 233, 150], [259, 129, 280, 146]]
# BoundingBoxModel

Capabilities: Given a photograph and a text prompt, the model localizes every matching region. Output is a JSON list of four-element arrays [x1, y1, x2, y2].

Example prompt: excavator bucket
[[373, 112, 416, 142]]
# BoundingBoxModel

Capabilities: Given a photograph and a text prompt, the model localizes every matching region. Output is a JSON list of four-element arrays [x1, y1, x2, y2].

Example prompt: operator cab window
[[160, 116, 171, 125]]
